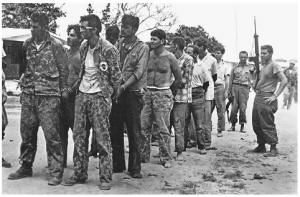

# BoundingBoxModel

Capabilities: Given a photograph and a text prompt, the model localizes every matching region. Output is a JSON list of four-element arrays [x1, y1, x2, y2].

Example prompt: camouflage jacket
[[78, 37, 121, 98], [21, 33, 68, 96]]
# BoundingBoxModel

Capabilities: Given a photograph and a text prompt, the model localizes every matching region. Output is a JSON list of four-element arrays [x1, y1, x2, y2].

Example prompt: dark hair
[[67, 24, 82, 39], [151, 29, 166, 40], [30, 12, 49, 28], [261, 45, 273, 54], [214, 45, 225, 54], [239, 50, 248, 56], [185, 38, 193, 46], [194, 37, 208, 50], [191, 45, 200, 55], [80, 14, 102, 35], [121, 14, 140, 30], [106, 25, 120, 40], [172, 37, 185, 51]]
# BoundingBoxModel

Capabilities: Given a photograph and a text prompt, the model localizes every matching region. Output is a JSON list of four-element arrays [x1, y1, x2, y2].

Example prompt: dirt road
[[2, 92, 297, 194]]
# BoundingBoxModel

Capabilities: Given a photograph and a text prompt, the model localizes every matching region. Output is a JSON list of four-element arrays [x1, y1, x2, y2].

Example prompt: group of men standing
[[3, 11, 289, 190]]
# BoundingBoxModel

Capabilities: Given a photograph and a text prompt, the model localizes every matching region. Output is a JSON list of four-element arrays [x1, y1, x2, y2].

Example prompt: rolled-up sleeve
[[104, 47, 122, 89], [133, 44, 149, 81]]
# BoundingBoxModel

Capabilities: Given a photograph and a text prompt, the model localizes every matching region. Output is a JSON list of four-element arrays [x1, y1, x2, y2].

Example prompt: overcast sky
[[54, 0, 298, 62]]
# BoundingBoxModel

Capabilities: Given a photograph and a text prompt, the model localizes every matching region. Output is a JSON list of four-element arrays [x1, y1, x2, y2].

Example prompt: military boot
[[8, 166, 32, 180], [2, 158, 12, 168]]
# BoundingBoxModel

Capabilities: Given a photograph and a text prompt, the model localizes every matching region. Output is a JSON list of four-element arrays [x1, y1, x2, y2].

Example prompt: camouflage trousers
[[229, 84, 250, 125], [141, 89, 173, 164], [72, 92, 112, 184], [252, 92, 278, 145], [19, 93, 64, 178]]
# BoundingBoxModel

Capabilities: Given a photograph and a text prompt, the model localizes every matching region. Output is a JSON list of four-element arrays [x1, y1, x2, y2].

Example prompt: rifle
[[253, 17, 260, 90]]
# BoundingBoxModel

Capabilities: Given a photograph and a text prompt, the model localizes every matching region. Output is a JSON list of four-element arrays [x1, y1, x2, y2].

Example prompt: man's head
[[213, 45, 225, 61], [170, 37, 185, 55], [260, 45, 273, 64], [121, 15, 139, 38], [239, 51, 248, 64], [67, 24, 82, 47], [184, 45, 197, 62], [289, 60, 297, 69], [194, 37, 208, 58], [185, 38, 193, 46], [79, 14, 102, 40], [106, 25, 120, 45], [150, 29, 166, 50], [30, 12, 49, 39], [185, 45, 194, 57]]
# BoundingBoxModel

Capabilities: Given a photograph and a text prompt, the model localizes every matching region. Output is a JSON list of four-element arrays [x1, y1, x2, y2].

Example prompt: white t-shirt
[[191, 62, 209, 88], [215, 60, 231, 86], [198, 53, 217, 100], [79, 46, 102, 93]]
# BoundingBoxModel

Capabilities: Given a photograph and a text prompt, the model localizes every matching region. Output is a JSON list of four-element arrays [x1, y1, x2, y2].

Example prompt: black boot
[[240, 124, 246, 133], [249, 144, 266, 153], [228, 124, 235, 132], [2, 158, 12, 168], [8, 165, 32, 180], [264, 144, 278, 157]]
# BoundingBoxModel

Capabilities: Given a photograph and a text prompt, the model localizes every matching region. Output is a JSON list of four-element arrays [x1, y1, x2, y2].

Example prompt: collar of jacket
[[81, 36, 107, 52], [118, 37, 142, 51], [27, 32, 54, 46]]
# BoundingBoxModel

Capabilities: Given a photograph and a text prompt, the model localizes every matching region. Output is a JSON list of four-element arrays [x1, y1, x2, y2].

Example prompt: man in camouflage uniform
[[63, 14, 121, 190], [228, 51, 253, 133], [60, 24, 83, 167], [8, 12, 68, 186]]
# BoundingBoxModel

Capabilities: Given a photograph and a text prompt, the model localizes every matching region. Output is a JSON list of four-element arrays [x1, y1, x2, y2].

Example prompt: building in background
[[2, 28, 66, 80]]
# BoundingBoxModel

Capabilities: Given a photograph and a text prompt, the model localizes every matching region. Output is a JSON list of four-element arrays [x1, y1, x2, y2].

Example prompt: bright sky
[[54, 0, 298, 62]]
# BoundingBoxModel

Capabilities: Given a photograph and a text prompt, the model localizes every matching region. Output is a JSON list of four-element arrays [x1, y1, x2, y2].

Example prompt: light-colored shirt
[[215, 60, 231, 86], [256, 60, 282, 93], [174, 52, 194, 103], [191, 62, 209, 88], [198, 53, 217, 100], [231, 63, 253, 87], [79, 46, 102, 93]]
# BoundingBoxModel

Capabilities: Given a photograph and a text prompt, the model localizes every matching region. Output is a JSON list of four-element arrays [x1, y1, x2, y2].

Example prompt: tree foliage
[[86, 3, 94, 15], [167, 25, 223, 52], [2, 3, 66, 33], [99, 3, 177, 35]]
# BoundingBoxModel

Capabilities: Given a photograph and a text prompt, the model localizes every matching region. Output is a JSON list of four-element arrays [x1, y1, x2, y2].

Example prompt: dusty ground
[[1, 91, 297, 194]]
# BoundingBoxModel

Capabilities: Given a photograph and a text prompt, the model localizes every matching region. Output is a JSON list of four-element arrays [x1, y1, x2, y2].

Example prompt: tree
[[166, 25, 223, 52], [87, 3, 94, 15], [99, 3, 177, 35], [2, 3, 66, 33]]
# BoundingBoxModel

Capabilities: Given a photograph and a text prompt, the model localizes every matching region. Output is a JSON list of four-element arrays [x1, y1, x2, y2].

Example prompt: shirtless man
[[141, 29, 182, 168], [60, 24, 82, 167]]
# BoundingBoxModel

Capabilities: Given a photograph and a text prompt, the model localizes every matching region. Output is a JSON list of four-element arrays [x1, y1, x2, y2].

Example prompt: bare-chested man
[[60, 24, 82, 167], [141, 29, 182, 168]]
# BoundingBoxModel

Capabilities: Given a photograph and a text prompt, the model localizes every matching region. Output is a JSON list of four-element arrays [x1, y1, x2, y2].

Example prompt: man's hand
[[113, 85, 125, 103], [224, 90, 228, 100], [264, 94, 277, 104], [61, 90, 69, 100], [227, 91, 232, 99]]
